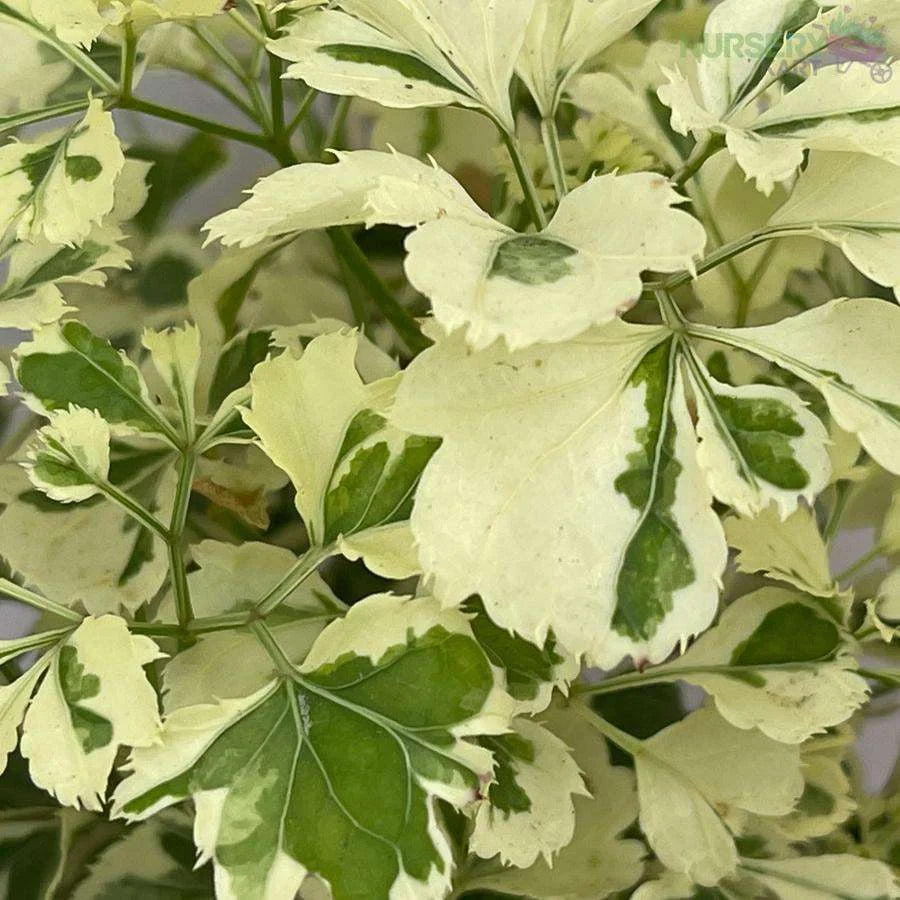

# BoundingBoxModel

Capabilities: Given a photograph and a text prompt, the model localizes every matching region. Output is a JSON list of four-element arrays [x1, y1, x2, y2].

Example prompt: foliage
[[0, 0, 898, 898]]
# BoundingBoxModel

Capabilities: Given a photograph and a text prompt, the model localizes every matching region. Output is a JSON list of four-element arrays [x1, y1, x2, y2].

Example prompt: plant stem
[[287, 86, 317, 135], [0, 578, 83, 624], [0, 627, 74, 665], [569, 698, 646, 757], [168, 451, 197, 629], [120, 23, 137, 99], [671, 133, 724, 189], [540, 115, 568, 201], [326, 226, 432, 355], [228, 7, 267, 44], [117, 96, 273, 152], [250, 619, 297, 678], [498, 127, 548, 231], [857, 667, 900, 688], [322, 96, 352, 153], [99, 480, 171, 542], [254, 544, 338, 617], [823, 481, 852, 545], [835, 546, 883, 583], [0, 99, 93, 136]]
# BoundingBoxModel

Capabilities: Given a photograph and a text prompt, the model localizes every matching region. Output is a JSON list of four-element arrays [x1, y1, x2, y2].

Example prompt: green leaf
[[12, 616, 163, 811], [704, 298, 900, 476], [244, 330, 436, 576], [463, 597, 578, 714], [0, 98, 123, 244], [661, 587, 868, 743], [464, 702, 645, 899], [391, 324, 727, 667], [688, 360, 831, 518], [25, 406, 111, 504], [470, 716, 589, 868], [15, 320, 177, 443], [114, 595, 514, 900]]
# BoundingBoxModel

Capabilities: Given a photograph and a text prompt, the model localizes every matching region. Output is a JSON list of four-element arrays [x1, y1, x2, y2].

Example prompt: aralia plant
[[0, 0, 898, 898]]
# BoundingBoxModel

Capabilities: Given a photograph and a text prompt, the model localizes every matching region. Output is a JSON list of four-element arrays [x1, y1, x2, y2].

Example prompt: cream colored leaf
[[664, 587, 868, 743], [25, 406, 111, 504], [738, 855, 899, 900], [20, 615, 163, 811], [392, 326, 728, 666], [724, 504, 838, 597], [0, 655, 53, 774], [636, 705, 803, 885], [882, 488, 900, 553], [518, 0, 661, 116], [405, 171, 706, 350], [464, 701, 645, 899], [142, 323, 202, 435], [204, 149, 485, 249], [0, 98, 124, 245], [710, 298, 900, 475]]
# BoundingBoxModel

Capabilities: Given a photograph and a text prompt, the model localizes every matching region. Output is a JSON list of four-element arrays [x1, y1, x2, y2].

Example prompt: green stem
[[835, 546, 883, 583], [228, 7, 266, 44], [569, 699, 645, 758], [671, 133, 724, 189], [823, 481, 852, 544], [168, 451, 197, 628], [326, 226, 432, 355], [322, 96, 352, 153], [117, 96, 274, 152], [0, 98, 93, 136], [265, 29, 286, 139], [120, 23, 137, 99], [250, 619, 297, 678], [857, 667, 900, 688], [287, 87, 317, 136], [540, 116, 568, 202], [498, 127, 548, 231], [0, 627, 74, 666], [0, 578, 83, 624], [254, 544, 338, 617], [99, 480, 170, 542]]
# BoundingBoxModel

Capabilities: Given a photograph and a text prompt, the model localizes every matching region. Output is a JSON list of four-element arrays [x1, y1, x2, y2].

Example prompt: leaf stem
[[569, 698, 645, 758], [287, 86, 317, 135], [250, 619, 297, 678], [254, 544, 338, 617], [322, 96, 352, 153], [0, 627, 74, 665], [168, 451, 197, 628], [116, 96, 274, 152], [835, 546, 883, 583], [540, 115, 568, 202], [99, 479, 171, 542], [120, 23, 137, 99], [0, 578, 83, 623], [671, 133, 724, 189], [823, 480, 852, 545], [0, 99, 93, 136], [326, 226, 432, 355], [498, 127, 548, 231]]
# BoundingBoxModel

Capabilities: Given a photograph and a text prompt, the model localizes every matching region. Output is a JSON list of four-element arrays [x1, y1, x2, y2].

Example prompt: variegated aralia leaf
[[657, 0, 900, 193], [517, 0, 661, 116], [204, 149, 486, 249], [204, 150, 706, 350], [71, 809, 214, 900], [14, 320, 179, 443], [0, 157, 153, 331], [270, 0, 536, 130], [464, 701, 644, 899], [463, 597, 579, 715], [724, 504, 843, 600], [114, 595, 513, 900], [634, 855, 899, 900], [685, 352, 830, 518], [20, 0, 225, 47], [9, 616, 164, 811], [0, 17, 70, 113], [470, 716, 588, 868], [404, 171, 707, 350], [25, 406, 111, 504], [659, 587, 868, 743], [160, 540, 342, 711], [769, 152, 900, 297], [869, 568, 900, 643], [142, 323, 202, 441], [391, 323, 727, 667], [243, 330, 439, 576], [703, 298, 900, 475], [0, 448, 175, 615], [0, 98, 123, 245], [635, 705, 802, 886]]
